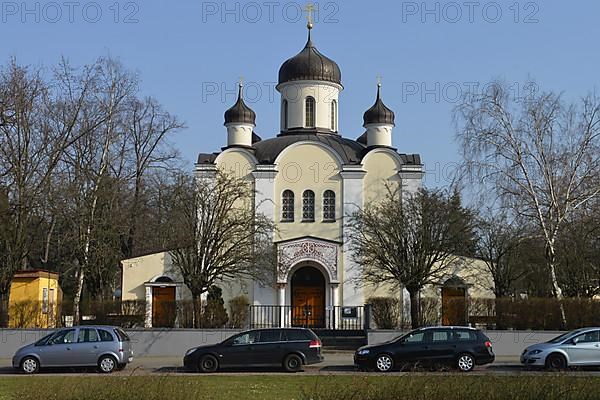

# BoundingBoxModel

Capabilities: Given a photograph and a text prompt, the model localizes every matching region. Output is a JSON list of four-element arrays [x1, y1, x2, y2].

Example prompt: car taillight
[[309, 340, 321, 348], [485, 341, 492, 348]]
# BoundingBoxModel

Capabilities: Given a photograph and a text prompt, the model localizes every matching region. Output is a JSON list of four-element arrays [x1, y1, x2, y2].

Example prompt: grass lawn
[[1, 375, 600, 400]]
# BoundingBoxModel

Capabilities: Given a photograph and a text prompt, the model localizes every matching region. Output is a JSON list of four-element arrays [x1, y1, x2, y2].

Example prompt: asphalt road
[[2, 352, 600, 376]]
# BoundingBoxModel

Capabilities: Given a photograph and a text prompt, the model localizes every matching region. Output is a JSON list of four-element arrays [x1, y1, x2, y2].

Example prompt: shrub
[[228, 295, 249, 328], [200, 286, 229, 328], [368, 297, 401, 329]]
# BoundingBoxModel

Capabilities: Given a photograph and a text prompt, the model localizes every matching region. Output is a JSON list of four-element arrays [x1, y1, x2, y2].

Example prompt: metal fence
[[247, 305, 370, 331]]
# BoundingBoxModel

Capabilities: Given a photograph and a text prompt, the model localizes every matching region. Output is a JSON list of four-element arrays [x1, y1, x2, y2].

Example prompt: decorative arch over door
[[276, 236, 340, 284]]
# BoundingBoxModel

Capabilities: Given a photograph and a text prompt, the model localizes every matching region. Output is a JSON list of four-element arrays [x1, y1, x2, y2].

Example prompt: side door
[[429, 329, 455, 362], [395, 330, 433, 364], [75, 328, 101, 365], [217, 331, 260, 367], [42, 329, 78, 366], [254, 329, 284, 365], [564, 330, 600, 365]]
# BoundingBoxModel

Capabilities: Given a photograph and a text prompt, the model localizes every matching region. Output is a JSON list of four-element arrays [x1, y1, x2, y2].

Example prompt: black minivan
[[183, 328, 323, 373], [354, 326, 495, 372]]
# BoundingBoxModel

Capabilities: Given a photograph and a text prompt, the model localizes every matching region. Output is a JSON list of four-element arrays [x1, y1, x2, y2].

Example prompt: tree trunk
[[192, 292, 201, 329], [407, 288, 421, 329], [546, 244, 567, 329], [0, 291, 9, 328], [73, 268, 85, 325]]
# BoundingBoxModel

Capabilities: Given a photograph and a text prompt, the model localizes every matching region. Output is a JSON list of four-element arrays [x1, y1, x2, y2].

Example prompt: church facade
[[121, 24, 495, 329]]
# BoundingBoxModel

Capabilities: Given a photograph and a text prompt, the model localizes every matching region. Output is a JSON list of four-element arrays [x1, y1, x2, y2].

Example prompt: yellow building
[[9, 270, 62, 328]]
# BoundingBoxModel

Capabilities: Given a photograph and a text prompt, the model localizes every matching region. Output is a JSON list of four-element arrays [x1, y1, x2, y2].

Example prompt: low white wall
[[0, 329, 242, 358], [368, 330, 566, 357]]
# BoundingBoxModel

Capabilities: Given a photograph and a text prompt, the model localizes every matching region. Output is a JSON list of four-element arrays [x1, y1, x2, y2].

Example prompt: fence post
[[364, 304, 371, 331]]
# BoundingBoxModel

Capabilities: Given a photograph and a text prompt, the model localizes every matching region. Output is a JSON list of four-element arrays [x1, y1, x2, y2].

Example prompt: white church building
[[121, 23, 494, 329]]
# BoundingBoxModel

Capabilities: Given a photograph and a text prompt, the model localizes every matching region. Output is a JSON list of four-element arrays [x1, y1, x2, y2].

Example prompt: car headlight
[[185, 347, 197, 356], [357, 349, 370, 355], [529, 349, 542, 355]]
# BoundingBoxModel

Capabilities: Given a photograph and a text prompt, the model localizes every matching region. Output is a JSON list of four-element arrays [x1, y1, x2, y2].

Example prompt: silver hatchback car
[[12, 325, 134, 374], [521, 327, 600, 369]]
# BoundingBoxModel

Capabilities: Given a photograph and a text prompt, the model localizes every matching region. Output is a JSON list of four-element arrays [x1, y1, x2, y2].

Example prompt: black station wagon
[[354, 326, 495, 372], [183, 328, 323, 372]]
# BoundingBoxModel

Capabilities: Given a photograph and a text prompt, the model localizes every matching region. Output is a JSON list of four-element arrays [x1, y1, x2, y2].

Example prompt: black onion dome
[[363, 85, 395, 126], [224, 84, 256, 125], [278, 30, 341, 86]]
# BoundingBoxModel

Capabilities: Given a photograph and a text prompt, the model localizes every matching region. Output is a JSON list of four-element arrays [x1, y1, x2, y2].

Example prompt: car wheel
[[457, 353, 475, 372], [546, 353, 567, 370], [375, 354, 394, 373], [283, 354, 303, 373], [21, 356, 40, 374], [98, 355, 117, 374], [198, 355, 219, 373]]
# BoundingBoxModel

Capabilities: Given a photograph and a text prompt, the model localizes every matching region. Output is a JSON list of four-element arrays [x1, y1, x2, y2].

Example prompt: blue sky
[[2, 0, 599, 187]]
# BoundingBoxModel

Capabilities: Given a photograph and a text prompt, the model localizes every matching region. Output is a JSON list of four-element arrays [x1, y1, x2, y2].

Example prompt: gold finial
[[376, 74, 382, 87], [238, 75, 244, 87], [305, 1, 315, 30]]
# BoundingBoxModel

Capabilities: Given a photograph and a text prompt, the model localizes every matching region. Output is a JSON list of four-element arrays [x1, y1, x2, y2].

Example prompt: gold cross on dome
[[305, 2, 315, 28], [238, 75, 244, 86]]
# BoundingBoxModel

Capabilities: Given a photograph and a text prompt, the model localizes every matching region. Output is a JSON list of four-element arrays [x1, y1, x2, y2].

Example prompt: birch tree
[[455, 81, 600, 327]]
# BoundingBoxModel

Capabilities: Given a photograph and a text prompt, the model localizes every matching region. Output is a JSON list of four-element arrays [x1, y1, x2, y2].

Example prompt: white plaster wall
[[365, 123, 393, 147], [277, 81, 341, 131], [226, 123, 254, 147]]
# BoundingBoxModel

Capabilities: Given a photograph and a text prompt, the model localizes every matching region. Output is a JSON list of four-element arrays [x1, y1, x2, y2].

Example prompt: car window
[[404, 331, 426, 344], [232, 331, 259, 345], [284, 330, 311, 341], [98, 329, 114, 342], [453, 330, 477, 341], [114, 328, 130, 342], [35, 333, 54, 346], [432, 330, 451, 342], [78, 328, 99, 343], [573, 331, 600, 344], [549, 330, 585, 344], [258, 330, 282, 343], [49, 329, 76, 345]]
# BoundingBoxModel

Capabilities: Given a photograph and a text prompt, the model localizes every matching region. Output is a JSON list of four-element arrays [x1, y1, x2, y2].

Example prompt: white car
[[521, 328, 600, 369]]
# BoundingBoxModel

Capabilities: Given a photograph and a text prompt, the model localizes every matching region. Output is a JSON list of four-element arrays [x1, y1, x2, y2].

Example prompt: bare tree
[[0, 59, 96, 325], [166, 170, 274, 328], [348, 186, 475, 328], [121, 96, 183, 257], [62, 56, 137, 323], [455, 81, 600, 327], [474, 210, 527, 298]]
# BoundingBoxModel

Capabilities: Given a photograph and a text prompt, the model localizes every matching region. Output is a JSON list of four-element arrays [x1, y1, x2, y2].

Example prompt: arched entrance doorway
[[441, 277, 467, 326], [291, 266, 326, 328], [152, 276, 177, 328]]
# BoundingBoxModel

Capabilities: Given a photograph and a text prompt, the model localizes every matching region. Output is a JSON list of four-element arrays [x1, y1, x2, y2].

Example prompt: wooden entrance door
[[291, 266, 325, 328], [442, 287, 466, 326], [152, 286, 176, 328]]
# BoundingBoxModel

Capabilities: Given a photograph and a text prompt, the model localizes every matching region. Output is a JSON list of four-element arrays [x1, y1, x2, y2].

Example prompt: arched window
[[282, 190, 294, 222], [302, 190, 315, 222], [323, 190, 335, 221], [282, 99, 288, 130], [330, 100, 337, 131], [305, 97, 316, 128]]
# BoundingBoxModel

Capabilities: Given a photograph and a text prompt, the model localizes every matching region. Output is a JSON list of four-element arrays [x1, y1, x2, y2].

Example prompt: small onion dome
[[363, 84, 395, 127], [278, 29, 341, 86], [224, 83, 256, 126]]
